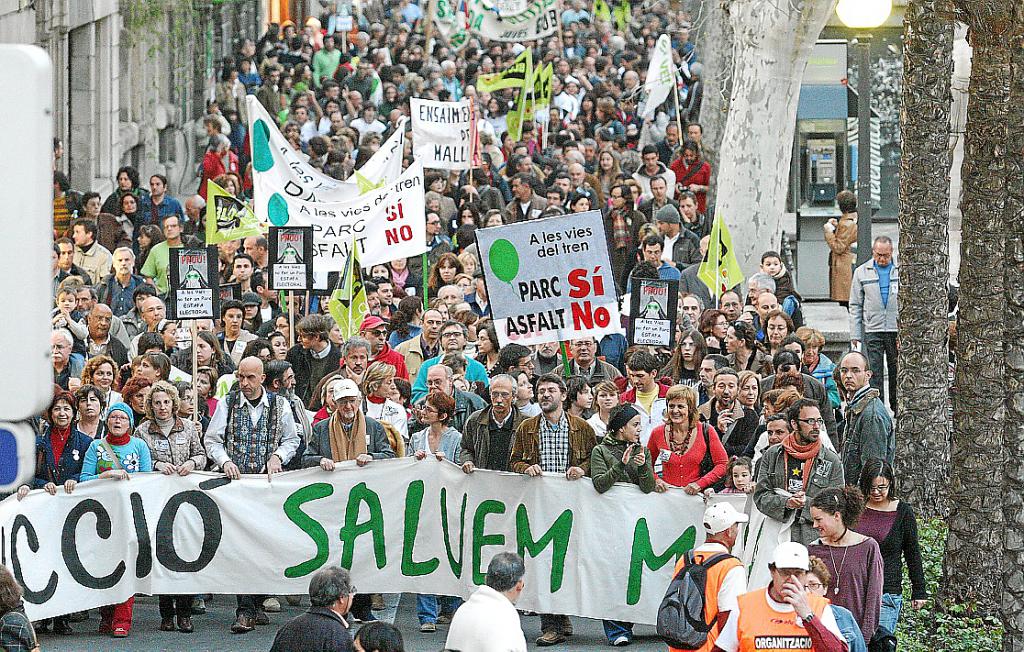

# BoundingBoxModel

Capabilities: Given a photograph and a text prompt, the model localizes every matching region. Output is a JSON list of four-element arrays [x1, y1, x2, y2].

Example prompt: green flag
[[612, 0, 630, 32], [328, 243, 368, 340], [698, 212, 746, 299], [477, 49, 533, 92], [205, 180, 265, 245], [593, 0, 611, 23]]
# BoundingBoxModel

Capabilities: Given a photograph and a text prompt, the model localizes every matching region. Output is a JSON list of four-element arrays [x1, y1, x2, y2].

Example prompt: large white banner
[[246, 96, 406, 225], [641, 34, 675, 120], [477, 211, 623, 347], [410, 98, 474, 170], [276, 161, 428, 270], [469, 0, 558, 42], [3, 458, 722, 624]]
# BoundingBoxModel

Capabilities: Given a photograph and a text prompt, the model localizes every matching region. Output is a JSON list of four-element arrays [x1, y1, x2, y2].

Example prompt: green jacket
[[589, 433, 657, 494]]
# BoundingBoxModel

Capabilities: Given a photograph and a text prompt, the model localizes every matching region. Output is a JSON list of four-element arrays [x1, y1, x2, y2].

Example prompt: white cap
[[332, 378, 362, 400], [511, 43, 526, 55], [703, 502, 749, 535], [771, 542, 810, 571]]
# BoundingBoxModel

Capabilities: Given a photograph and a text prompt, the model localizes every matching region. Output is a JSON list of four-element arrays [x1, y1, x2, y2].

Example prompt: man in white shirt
[[446, 552, 528, 652]]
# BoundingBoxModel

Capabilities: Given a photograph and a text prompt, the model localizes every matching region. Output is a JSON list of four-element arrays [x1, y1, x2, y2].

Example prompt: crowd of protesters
[[18, 0, 927, 650]]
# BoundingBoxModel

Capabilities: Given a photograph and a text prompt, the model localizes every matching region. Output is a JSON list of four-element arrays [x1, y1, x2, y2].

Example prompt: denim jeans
[[603, 619, 634, 643], [416, 594, 462, 624], [864, 331, 898, 408], [879, 592, 903, 634]]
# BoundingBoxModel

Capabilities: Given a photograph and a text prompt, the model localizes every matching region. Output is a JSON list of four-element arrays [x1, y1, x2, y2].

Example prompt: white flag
[[246, 96, 406, 225], [640, 34, 675, 120]]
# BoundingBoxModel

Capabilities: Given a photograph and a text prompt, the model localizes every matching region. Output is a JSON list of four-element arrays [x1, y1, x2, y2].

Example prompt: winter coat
[[824, 215, 858, 302], [589, 432, 657, 494], [849, 259, 899, 339]]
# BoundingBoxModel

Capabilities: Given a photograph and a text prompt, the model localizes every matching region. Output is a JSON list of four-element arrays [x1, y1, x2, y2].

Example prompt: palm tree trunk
[[895, 0, 954, 520], [942, 4, 1011, 614], [1002, 9, 1024, 650]]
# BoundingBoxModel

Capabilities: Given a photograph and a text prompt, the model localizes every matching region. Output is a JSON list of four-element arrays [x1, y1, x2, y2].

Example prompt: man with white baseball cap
[[665, 502, 749, 652], [713, 542, 849, 652]]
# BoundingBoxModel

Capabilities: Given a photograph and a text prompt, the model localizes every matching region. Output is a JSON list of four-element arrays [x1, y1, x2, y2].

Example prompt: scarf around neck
[[328, 411, 368, 461], [781, 433, 821, 491]]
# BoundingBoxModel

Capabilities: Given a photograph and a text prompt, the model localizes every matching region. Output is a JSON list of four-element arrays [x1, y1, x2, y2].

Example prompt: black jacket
[[287, 343, 343, 406], [269, 607, 353, 652], [303, 414, 396, 466]]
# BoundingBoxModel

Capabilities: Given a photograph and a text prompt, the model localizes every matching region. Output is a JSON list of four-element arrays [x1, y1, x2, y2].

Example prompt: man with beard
[[753, 399, 844, 545], [309, 336, 374, 410], [204, 357, 300, 634], [837, 351, 893, 485], [509, 373, 596, 646], [265, 360, 312, 464], [359, 315, 408, 379], [759, 351, 836, 437], [698, 367, 759, 459]]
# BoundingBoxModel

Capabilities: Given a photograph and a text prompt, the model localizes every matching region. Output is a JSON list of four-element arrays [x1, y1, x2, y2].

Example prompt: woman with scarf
[[80, 402, 153, 638], [602, 183, 644, 292], [362, 362, 409, 453], [135, 382, 207, 633], [15, 391, 92, 635], [589, 404, 657, 646]]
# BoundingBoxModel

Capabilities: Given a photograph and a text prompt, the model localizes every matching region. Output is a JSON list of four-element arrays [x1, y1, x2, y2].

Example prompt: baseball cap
[[703, 502, 749, 535], [331, 378, 362, 400], [359, 315, 387, 332], [771, 541, 810, 571]]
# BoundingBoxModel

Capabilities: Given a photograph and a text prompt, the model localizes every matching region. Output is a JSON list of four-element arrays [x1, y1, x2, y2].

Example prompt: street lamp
[[837, 0, 892, 265]]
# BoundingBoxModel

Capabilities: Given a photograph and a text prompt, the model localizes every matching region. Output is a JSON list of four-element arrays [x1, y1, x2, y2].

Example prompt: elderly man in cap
[[302, 377, 395, 623], [664, 502, 749, 652], [655, 204, 701, 269], [360, 314, 409, 380], [713, 542, 849, 652]]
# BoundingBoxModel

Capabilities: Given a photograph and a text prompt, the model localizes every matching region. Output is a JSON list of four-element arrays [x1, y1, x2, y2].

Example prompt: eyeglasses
[[441, 332, 463, 339], [870, 484, 890, 494], [805, 581, 824, 590], [796, 417, 825, 426]]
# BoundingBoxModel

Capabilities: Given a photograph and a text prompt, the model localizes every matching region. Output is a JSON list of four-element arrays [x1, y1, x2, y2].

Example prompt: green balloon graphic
[[252, 120, 273, 172], [268, 193, 290, 226], [489, 239, 519, 283]]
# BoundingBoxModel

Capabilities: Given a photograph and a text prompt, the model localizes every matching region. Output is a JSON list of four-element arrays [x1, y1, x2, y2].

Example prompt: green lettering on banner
[[440, 488, 468, 578], [339, 483, 387, 570], [626, 521, 696, 605], [516, 504, 572, 592], [401, 480, 440, 577], [471, 499, 507, 585], [283, 483, 334, 578]]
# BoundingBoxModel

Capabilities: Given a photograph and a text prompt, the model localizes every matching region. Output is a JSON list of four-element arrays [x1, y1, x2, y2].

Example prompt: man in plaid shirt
[[509, 372, 597, 646]]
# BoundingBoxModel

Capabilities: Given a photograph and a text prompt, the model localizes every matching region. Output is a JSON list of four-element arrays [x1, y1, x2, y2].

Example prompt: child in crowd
[[721, 456, 754, 494]]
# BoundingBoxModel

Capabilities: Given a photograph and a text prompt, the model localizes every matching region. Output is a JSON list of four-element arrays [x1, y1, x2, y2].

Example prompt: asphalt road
[[38, 593, 667, 651]]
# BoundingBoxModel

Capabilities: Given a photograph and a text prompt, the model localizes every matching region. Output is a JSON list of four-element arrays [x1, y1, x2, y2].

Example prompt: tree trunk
[[692, 0, 733, 207], [1003, 9, 1024, 650], [943, 4, 1011, 614], [714, 0, 837, 274], [895, 0, 954, 520]]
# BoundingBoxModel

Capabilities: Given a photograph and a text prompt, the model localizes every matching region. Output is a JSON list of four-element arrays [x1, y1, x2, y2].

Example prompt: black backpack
[[656, 550, 733, 649]]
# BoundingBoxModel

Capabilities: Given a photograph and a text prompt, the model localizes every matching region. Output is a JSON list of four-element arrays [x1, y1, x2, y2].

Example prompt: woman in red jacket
[[198, 134, 240, 199], [647, 384, 728, 494]]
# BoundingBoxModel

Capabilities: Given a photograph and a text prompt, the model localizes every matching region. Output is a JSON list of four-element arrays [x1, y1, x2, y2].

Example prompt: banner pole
[[422, 252, 429, 310], [672, 64, 685, 155], [288, 290, 295, 348], [560, 341, 571, 378], [191, 319, 199, 422]]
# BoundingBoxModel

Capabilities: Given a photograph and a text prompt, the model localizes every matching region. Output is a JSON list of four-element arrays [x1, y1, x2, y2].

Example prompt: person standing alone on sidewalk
[[849, 236, 898, 410]]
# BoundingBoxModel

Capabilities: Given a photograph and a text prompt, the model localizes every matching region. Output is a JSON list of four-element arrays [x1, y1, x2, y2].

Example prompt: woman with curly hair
[[135, 381, 206, 632], [82, 354, 122, 407], [120, 375, 153, 425], [0, 566, 38, 650]]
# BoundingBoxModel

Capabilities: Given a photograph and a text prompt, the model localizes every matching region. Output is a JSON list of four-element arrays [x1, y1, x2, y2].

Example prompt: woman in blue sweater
[[80, 402, 153, 638]]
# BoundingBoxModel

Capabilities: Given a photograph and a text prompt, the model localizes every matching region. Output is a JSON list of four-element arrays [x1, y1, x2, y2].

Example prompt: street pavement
[[39, 593, 667, 651]]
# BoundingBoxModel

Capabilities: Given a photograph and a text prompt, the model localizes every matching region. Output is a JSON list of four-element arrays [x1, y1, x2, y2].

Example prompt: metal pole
[[855, 36, 873, 266]]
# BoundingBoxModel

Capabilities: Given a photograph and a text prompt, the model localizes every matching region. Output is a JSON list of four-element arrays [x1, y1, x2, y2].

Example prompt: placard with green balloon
[[477, 210, 622, 348]]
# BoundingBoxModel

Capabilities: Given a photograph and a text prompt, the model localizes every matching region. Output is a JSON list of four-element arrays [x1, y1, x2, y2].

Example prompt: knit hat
[[607, 404, 640, 434], [655, 204, 681, 224], [106, 402, 135, 429]]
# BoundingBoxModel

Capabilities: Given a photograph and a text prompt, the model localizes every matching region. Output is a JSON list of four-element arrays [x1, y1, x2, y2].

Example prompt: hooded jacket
[[842, 386, 894, 485]]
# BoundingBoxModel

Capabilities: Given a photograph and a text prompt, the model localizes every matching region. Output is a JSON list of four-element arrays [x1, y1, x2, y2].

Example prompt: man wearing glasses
[[359, 315, 409, 380], [461, 375, 526, 474], [411, 320, 490, 403], [754, 398, 844, 545], [838, 351, 894, 486]]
